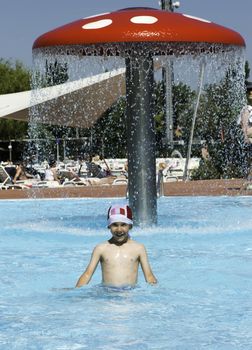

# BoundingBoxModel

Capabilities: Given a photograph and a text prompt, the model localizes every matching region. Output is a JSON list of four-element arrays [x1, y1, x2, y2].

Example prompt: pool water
[[0, 196, 252, 349]]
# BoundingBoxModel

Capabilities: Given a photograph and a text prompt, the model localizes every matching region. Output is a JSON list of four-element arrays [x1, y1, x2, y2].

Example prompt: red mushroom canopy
[[33, 7, 245, 55]]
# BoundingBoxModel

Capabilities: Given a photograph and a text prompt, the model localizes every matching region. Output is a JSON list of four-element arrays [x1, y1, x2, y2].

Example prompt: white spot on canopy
[[130, 16, 158, 24], [82, 19, 113, 30], [83, 13, 110, 20], [183, 14, 211, 23]]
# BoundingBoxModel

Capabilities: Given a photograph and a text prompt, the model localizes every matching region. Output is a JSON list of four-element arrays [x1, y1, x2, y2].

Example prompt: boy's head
[[107, 204, 133, 228]]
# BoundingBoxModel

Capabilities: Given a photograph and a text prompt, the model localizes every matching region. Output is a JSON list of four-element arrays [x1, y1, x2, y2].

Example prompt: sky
[[0, 0, 251, 77]]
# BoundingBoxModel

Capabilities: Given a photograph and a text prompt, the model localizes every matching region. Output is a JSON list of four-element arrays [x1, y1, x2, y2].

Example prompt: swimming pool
[[0, 196, 252, 349]]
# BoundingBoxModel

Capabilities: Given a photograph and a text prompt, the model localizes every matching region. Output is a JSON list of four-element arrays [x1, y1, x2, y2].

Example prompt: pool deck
[[0, 179, 251, 200]]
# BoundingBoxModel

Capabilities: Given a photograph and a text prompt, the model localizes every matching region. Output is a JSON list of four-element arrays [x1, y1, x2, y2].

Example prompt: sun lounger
[[15, 179, 38, 188], [32, 180, 61, 188], [164, 176, 178, 182], [0, 165, 13, 189], [0, 166, 32, 190], [112, 178, 128, 185], [246, 184, 252, 190], [62, 179, 89, 187]]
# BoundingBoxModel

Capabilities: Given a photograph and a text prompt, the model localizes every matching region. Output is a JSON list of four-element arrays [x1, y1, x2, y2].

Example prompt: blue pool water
[[0, 196, 252, 349]]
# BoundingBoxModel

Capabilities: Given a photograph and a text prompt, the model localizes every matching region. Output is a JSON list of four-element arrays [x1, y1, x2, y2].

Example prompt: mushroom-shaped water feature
[[33, 7, 245, 225]]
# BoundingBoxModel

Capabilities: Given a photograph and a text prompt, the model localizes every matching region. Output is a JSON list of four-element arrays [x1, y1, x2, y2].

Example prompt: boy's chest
[[101, 246, 139, 265]]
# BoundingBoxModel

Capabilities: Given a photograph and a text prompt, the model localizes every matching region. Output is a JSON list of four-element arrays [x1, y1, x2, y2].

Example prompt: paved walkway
[[0, 179, 251, 200]]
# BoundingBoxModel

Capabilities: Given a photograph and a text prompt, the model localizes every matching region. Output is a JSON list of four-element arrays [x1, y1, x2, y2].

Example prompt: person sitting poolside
[[86, 155, 108, 178], [13, 162, 35, 183], [75, 204, 157, 288], [84, 154, 117, 185], [44, 159, 60, 183]]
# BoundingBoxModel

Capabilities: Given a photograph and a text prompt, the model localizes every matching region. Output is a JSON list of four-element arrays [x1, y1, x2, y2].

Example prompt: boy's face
[[109, 222, 132, 244]]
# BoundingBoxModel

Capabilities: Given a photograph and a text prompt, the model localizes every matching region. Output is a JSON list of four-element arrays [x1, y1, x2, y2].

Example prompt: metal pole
[[8, 142, 12, 162], [183, 61, 205, 180], [56, 139, 60, 162], [125, 53, 157, 226], [35, 144, 39, 163], [161, 0, 175, 146], [165, 60, 174, 144], [63, 139, 66, 161]]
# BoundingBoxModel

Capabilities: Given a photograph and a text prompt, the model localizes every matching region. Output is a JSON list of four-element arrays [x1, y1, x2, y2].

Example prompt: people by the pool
[[75, 204, 157, 288]]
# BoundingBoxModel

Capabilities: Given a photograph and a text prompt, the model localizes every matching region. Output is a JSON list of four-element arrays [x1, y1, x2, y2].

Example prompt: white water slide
[[0, 68, 125, 128]]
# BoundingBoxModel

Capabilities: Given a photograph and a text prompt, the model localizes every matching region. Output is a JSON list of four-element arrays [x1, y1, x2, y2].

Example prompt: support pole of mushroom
[[125, 53, 157, 226]]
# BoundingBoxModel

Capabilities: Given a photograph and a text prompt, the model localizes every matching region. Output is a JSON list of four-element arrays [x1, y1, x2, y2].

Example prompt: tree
[[245, 60, 252, 106], [191, 66, 248, 179], [153, 81, 195, 157], [172, 82, 196, 150], [28, 60, 73, 161], [245, 60, 250, 81], [0, 58, 30, 94], [0, 59, 30, 160], [89, 81, 196, 159], [44, 59, 69, 87], [90, 97, 127, 158]]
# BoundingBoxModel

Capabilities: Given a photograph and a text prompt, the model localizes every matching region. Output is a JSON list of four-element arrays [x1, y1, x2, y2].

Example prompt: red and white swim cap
[[107, 204, 133, 227]]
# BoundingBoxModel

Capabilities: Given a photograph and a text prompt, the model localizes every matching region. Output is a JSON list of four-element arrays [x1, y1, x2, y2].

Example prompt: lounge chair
[[31, 180, 61, 188], [246, 184, 252, 190], [62, 177, 90, 187], [0, 165, 13, 189], [112, 178, 128, 185], [164, 175, 178, 182]]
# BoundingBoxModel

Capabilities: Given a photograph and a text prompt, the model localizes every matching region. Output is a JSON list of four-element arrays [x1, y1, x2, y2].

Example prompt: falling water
[[26, 40, 247, 223], [28, 44, 245, 160]]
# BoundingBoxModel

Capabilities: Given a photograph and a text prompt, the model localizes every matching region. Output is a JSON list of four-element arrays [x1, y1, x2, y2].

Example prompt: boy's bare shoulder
[[128, 239, 145, 249], [93, 241, 110, 251]]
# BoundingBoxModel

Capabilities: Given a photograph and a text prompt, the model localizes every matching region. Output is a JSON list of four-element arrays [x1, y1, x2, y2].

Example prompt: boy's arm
[[139, 244, 157, 284], [75, 245, 102, 288]]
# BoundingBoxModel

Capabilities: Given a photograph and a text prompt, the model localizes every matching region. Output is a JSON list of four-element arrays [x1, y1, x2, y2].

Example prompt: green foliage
[[0, 58, 30, 94], [92, 61, 249, 174], [172, 82, 196, 147], [44, 60, 69, 86], [191, 159, 221, 180], [153, 81, 166, 155], [28, 60, 72, 160], [1, 56, 250, 174], [91, 97, 127, 158], [196, 69, 243, 142], [0, 59, 30, 159], [191, 122, 250, 180], [0, 119, 28, 140], [32, 59, 69, 88], [153, 81, 195, 156], [38, 60, 69, 144], [90, 81, 196, 159], [245, 61, 251, 106], [245, 60, 250, 81], [191, 68, 248, 180], [0, 58, 70, 161]]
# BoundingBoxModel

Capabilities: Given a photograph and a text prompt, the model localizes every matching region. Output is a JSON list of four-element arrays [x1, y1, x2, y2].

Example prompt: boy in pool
[[75, 204, 157, 288]]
